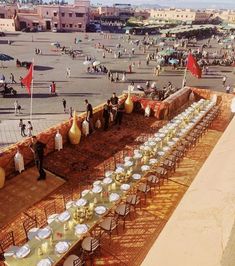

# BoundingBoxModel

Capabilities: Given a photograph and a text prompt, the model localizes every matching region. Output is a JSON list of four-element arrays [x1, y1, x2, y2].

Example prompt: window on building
[[75, 13, 84, 17], [61, 12, 65, 17], [69, 13, 72, 17], [78, 24, 82, 28], [53, 12, 57, 17], [0, 14, 5, 18], [69, 24, 72, 28], [46, 12, 48, 15], [62, 23, 65, 27], [54, 23, 58, 28]]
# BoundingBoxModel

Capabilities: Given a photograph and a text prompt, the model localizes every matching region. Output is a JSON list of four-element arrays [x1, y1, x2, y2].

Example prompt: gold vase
[[125, 92, 134, 114], [68, 111, 81, 145], [0, 167, 5, 189]]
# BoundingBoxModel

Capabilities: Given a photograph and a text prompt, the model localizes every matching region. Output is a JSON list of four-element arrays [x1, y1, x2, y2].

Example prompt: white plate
[[103, 177, 112, 184], [58, 211, 70, 222], [124, 161, 133, 167], [124, 156, 131, 162], [120, 183, 131, 191], [109, 193, 120, 202], [149, 159, 158, 165], [92, 185, 103, 194], [55, 241, 69, 254], [37, 228, 51, 240], [95, 206, 107, 215], [81, 189, 90, 197], [115, 167, 124, 174], [75, 224, 89, 235], [75, 198, 87, 207], [15, 245, 30, 259], [37, 258, 52, 266], [93, 180, 102, 186], [158, 151, 165, 156], [133, 153, 142, 159], [47, 214, 58, 225], [141, 165, 150, 171], [105, 171, 113, 178], [132, 174, 141, 180]]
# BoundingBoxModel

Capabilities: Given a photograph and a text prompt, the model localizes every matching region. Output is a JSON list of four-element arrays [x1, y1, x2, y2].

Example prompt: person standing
[[10, 73, 17, 84], [62, 99, 67, 113], [110, 92, 119, 120], [103, 101, 110, 131], [85, 99, 94, 134], [66, 67, 71, 78], [30, 136, 46, 181], [226, 85, 231, 94], [14, 100, 18, 115], [27, 121, 33, 137], [20, 76, 24, 88], [51, 81, 56, 94], [69, 107, 73, 118], [19, 119, 26, 137], [222, 76, 227, 86], [115, 99, 125, 129]]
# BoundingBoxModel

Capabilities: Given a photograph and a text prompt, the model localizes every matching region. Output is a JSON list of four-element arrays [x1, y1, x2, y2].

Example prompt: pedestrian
[[19, 119, 26, 137], [62, 99, 67, 113], [103, 102, 110, 131], [226, 85, 231, 94], [69, 107, 73, 118], [20, 76, 24, 88], [27, 121, 33, 137], [14, 100, 18, 115], [115, 99, 125, 129], [17, 104, 22, 114], [10, 73, 17, 83], [29, 136, 46, 181], [51, 81, 56, 94], [85, 99, 94, 134], [222, 76, 227, 86], [122, 72, 126, 82], [66, 67, 71, 78]]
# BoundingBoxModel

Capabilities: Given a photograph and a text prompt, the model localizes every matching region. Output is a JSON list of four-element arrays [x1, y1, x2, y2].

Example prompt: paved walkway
[[0, 32, 234, 150]]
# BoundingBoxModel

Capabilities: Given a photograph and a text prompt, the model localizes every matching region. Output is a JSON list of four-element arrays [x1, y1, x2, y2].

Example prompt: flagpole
[[30, 59, 34, 122], [181, 67, 187, 89]]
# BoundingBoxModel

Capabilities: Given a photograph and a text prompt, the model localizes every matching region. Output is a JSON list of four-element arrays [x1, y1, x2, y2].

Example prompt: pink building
[[0, 1, 90, 32]]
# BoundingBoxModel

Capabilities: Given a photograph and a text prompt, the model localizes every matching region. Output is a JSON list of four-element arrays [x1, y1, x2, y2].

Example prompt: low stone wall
[[0, 100, 115, 179]]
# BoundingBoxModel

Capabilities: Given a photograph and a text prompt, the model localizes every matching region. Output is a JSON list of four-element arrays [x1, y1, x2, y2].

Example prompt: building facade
[[0, 0, 90, 32], [150, 8, 211, 23]]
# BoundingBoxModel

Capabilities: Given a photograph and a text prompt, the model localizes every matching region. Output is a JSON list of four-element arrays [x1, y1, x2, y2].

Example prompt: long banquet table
[[5, 99, 215, 266]]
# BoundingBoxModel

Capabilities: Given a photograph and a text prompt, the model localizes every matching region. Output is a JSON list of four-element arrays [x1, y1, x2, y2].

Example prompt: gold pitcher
[[125, 91, 134, 114], [0, 167, 5, 189], [68, 111, 81, 145]]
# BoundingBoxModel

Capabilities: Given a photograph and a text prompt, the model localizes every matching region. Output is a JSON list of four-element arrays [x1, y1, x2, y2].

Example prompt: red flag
[[21, 63, 33, 94], [186, 53, 202, 78]]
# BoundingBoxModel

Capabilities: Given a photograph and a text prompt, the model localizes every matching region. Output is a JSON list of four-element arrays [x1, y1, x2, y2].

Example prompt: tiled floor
[[0, 167, 65, 227]]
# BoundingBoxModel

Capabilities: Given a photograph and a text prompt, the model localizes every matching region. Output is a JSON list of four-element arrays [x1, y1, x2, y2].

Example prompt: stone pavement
[[0, 32, 235, 150]]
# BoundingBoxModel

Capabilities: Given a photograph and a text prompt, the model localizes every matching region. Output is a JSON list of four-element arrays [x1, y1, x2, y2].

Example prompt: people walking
[[14, 100, 18, 115], [66, 67, 71, 78], [85, 99, 94, 134], [27, 121, 33, 137], [19, 119, 26, 137], [222, 76, 227, 86], [30, 136, 46, 181], [10, 73, 17, 84], [62, 99, 67, 113]]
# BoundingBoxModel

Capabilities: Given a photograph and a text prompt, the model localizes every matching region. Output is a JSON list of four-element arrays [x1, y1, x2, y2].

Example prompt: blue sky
[[91, 0, 235, 9]]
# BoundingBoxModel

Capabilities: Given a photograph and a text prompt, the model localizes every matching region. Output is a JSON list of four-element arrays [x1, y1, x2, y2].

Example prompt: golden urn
[[124, 90, 134, 114], [68, 111, 81, 145], [0, 167, 5, 189]]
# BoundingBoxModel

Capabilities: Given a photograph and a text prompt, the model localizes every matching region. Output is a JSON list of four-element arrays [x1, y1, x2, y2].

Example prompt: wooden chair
[[126, 194, 141, 212], [63, 254, 84, 266], [99, 216, 118, 240], [147, 175, 161, 192], [115, 203, 131, 229], [137, 182, 151, 204], [0, 231, 18, 260], [44, 201, 58, 224], [81, 236, 100, 265], [23, 215, 39, 241]]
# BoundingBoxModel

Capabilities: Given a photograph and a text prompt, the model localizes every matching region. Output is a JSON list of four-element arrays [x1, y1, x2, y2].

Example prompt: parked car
[[0, 84, 17, 97], [21, 27, 30, 32], [0, 32, 5, 37], [52, 27, 57, 33]]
